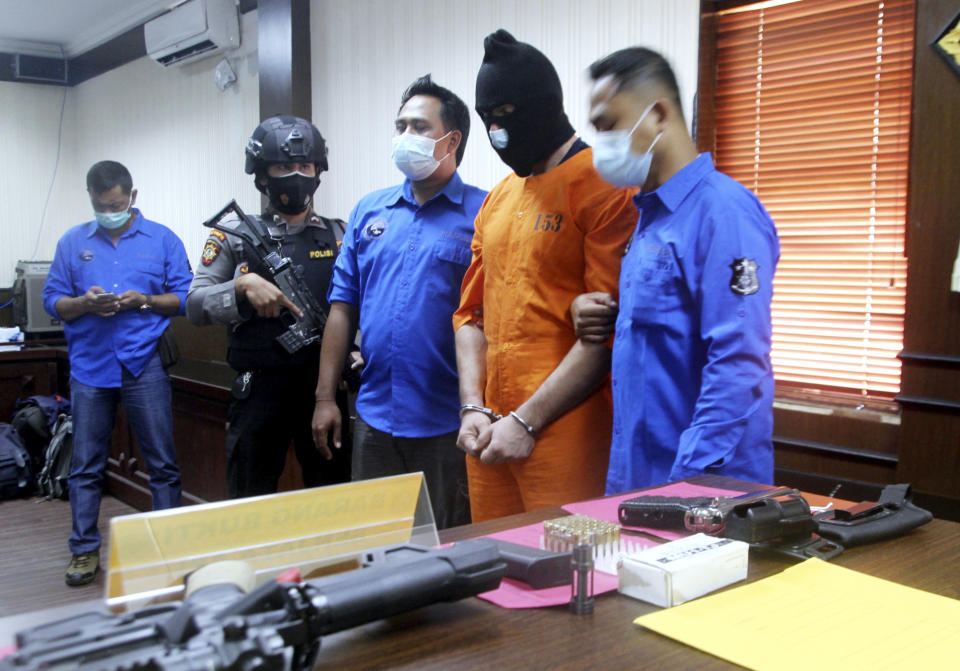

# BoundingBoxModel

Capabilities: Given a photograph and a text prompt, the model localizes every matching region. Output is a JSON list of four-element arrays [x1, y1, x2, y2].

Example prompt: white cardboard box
[[618, 533, 749, 607]]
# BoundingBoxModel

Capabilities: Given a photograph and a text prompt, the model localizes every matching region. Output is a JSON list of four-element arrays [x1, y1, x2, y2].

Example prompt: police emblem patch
[[239, 262, 249, 274], [729, 258, 760, 295], [363, 217, 389, 241], [201, 240, 221, 266]]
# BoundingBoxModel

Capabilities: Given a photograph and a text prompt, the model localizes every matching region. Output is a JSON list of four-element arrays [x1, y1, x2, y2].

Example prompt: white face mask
[[593, 102, 662, 188], [391, 131, 451, 181], [488, 127, 509, 150]]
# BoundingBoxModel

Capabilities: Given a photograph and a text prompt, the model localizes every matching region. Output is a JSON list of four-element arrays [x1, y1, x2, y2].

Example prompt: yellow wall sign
[[106, 474, 425, 604], [933, 9, 960, 78]]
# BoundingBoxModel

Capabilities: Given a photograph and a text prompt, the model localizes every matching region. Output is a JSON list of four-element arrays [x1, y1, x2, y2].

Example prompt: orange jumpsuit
[[453, 148, 637, 521]]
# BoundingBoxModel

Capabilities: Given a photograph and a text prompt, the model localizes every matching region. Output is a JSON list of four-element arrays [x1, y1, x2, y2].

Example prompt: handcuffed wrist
[[508, 410, 537, 438], [460, 404, 502, 422]]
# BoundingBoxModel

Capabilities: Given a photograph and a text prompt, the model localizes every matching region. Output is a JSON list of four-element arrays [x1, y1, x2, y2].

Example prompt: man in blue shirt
[[312, 75, 486, 528], [43, 161, 192, 586], [572, 47, 780, 493]]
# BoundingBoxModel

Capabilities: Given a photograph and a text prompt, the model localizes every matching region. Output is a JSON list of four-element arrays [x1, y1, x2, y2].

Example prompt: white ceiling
[[0, 0, 180, 58]]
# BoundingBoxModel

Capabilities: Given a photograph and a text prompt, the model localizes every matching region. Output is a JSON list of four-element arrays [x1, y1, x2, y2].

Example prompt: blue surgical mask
[[593, 103, 662, 188], [488, 127, 509, 150], [94, 195, 133, 230]]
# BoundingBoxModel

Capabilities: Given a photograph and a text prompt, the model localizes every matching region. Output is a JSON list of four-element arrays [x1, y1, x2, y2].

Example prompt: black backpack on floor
[[11, 394, 71, 465], [37, 414, 73, 501], [0, 423, 35, 500]]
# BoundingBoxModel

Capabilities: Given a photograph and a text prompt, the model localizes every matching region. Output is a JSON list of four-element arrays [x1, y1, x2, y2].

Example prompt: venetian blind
[[714, 0, 914, 397]]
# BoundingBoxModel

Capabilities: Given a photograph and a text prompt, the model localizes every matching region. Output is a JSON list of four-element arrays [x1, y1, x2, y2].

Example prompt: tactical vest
[[227, 215, 343, 371]]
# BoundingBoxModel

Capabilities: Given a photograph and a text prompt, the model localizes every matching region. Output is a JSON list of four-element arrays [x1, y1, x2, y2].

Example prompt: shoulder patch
[[210, 229, 227, 243], [730, 258, 760, 296], [202, 240, 222, 266]]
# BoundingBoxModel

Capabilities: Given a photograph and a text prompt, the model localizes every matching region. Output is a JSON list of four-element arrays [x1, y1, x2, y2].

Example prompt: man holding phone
[[43, 160, 192, 587]]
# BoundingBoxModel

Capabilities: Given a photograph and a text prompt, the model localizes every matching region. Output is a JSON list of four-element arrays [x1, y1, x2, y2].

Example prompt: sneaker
[[65, 551, 99, 586]]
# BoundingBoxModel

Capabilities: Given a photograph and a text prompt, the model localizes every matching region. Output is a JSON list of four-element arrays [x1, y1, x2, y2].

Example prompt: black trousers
[[352, 416, 470, 530], [226, 368, 351, 498]]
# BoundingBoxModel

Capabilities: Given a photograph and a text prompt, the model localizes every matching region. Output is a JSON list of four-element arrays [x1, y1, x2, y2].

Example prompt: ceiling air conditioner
[[145, 0, 239, 67]]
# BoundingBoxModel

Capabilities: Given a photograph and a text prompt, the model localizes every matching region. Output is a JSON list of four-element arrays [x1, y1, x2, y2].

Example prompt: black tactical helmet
[[244, 115, 328, 176]]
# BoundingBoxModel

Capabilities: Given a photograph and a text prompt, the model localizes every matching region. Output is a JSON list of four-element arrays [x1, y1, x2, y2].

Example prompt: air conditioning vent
[[155, 39, 218, 66], [14, 54, 68, 84]]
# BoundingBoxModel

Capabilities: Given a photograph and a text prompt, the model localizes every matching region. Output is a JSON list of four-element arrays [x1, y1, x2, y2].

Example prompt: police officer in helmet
[[187, 115, 352, 498]]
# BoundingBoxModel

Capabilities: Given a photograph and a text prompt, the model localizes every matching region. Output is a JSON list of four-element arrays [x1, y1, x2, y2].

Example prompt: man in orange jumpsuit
[[453, 29, 638, 521]]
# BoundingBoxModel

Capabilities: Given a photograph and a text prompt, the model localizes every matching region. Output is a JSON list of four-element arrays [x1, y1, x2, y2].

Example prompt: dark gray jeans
[[352, 417, 470, 530]]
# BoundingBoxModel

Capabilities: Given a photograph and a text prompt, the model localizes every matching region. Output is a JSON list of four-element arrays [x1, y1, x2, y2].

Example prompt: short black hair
[[589, 47, 684, 120], [86, 160, 133, 195], [399, 74, 470, 166]]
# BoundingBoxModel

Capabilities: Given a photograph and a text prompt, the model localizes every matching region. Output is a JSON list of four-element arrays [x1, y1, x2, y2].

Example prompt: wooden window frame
[[698, 0, 914, 410]]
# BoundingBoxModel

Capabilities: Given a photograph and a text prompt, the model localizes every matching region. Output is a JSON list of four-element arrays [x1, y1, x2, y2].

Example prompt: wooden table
[[2, 477, 956, 666], [312, 476, 960, 670]]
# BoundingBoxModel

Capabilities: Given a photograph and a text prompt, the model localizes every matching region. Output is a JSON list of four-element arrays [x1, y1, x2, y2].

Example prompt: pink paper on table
[[476, 482, 746, 609], [562, 481, 744, 540], [477, 522, 623, 609]]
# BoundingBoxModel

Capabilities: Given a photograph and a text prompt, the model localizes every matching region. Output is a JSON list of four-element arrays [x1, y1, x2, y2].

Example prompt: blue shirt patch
[[363, 217, 389, 240]]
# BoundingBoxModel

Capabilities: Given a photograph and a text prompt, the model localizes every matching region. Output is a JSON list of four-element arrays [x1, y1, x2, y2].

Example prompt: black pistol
[[619, 487, 843, 561], [618, 486, 800, 535]]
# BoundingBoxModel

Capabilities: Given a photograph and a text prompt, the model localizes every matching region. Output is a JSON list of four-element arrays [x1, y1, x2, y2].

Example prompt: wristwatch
[[139, 295, 153, 312]]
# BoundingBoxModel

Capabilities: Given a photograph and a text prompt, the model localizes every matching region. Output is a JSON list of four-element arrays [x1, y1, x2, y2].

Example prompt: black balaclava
[[475, 29, 575, 177]]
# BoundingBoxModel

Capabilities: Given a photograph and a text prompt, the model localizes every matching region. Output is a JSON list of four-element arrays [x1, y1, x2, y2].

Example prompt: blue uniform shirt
[[43, 210, 193, 388], [607, 154, 780, 494], [329, 172, 487, 437]]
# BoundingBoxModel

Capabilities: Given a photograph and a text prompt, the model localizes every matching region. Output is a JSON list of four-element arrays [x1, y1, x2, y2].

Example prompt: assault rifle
[[0, 540, 506, 671], [203, 199, 327, 355]]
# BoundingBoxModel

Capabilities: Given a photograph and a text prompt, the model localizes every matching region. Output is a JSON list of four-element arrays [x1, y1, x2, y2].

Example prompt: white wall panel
[[0, 81, 71, 285], [0, 10, 261, 287], [1, 3, 697, 286], [310, 0, 700, 220]]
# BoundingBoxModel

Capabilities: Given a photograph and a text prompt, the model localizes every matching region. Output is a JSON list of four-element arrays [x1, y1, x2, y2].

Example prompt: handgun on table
[[618, 486, 801, 535]]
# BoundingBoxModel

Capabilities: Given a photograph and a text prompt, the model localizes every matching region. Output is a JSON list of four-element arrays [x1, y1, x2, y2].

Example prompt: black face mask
[[265, 172, 319, 215], [480, 101, 574, 177]]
